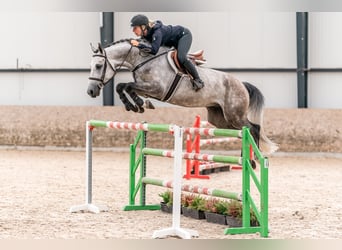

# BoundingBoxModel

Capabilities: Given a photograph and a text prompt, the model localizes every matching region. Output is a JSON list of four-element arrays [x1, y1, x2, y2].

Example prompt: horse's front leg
[[125, 82, 145, 113], [116, 83, 139, 112]]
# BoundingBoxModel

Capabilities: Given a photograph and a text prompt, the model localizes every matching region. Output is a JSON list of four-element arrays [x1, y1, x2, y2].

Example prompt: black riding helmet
[[130, 14, 149, 27]]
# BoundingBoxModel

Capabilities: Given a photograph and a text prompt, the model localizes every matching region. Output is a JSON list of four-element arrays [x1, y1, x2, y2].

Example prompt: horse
[[87, 39, 278, 154]]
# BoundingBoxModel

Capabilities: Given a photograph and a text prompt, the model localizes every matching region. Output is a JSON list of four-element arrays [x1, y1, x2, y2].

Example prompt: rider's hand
[[130, 40, 139, 47]]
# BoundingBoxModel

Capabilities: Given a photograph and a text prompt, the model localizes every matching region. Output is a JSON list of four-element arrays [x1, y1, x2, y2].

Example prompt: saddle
[[162, 50, 206, 102], [170, 50, 207, 74]]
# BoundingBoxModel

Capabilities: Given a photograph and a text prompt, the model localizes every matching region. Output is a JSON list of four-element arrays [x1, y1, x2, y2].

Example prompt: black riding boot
[[183, 60, 204, 91]]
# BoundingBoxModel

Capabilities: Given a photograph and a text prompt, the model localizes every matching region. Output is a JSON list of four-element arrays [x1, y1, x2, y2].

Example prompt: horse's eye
[[95, 63, 102, 69]]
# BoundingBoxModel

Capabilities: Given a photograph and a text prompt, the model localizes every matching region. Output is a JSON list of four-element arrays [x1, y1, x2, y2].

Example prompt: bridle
[[89, 41, 171, 89], [88, 45, 133, 89]]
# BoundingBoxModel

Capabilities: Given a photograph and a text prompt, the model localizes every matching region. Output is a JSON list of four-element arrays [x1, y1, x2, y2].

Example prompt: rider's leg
[[177, 28, 204, 91]]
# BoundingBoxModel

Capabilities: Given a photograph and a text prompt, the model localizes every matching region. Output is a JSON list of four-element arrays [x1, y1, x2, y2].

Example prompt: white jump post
[[69, 121, 108, 213], [152, 125, 198, 239]]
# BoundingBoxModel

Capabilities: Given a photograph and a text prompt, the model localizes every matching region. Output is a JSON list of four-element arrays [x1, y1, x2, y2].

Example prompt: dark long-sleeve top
[[137, 20, 185, 55]]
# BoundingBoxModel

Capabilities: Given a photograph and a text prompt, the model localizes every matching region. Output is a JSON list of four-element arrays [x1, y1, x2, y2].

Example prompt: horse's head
[[87, 43, 116, 97], [87, 41, 134, 98]]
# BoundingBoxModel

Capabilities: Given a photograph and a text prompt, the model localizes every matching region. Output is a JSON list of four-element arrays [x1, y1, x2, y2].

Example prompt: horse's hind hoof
[[144, 100, 155, 109]]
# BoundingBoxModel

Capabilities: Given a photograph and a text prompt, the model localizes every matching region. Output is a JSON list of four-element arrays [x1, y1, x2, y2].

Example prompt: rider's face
[[132, 26, 143, 37]]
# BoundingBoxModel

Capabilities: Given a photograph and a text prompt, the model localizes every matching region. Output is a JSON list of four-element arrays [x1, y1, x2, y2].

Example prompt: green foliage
[[215, 200, 230, 215], [227, 200, 242, 218], [158, 190, 259, 225], [188, 195, 206, 211], [204, 198, 220, 213], [158, 189, 173, 205]]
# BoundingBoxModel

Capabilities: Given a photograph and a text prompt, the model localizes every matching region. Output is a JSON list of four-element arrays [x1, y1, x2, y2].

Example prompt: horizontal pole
[[183, 127, 242, 138], [142, 148, 242, 165], [88, 120, 172, 133], [142, 177, 241, 201], [88, 120, 242, 138], [200, 137, 239, 146]]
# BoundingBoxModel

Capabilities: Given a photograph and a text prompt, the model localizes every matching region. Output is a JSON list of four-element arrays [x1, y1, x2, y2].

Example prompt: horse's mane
[[105, 38, 133, 48], [105, 38, 171, 52]]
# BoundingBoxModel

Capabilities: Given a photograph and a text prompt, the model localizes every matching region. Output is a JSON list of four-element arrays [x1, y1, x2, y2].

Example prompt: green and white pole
[[142, 148, 242, 165]]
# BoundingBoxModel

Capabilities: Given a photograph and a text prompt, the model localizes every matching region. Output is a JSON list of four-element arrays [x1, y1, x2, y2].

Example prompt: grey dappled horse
[[87, 39, 278, 154]]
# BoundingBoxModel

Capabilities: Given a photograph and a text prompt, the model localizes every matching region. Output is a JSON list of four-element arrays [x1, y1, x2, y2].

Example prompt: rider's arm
[[137, 30, 162, 55]]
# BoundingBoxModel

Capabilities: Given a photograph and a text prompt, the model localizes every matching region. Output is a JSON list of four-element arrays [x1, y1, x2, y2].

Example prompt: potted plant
[[181, 194, 206, 219], [204, 198, 229, 225], [181, 193, 195, 208], [226, 200, 260, 227], [158, 189, 173, 213], [225, 200, 243, 227]]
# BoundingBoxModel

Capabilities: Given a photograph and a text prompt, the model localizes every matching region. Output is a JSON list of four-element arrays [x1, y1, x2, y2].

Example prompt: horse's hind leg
[[208, 106, 259, 168], [206, 107, 230, 128], [249, 122, 260, 148], [116, 83, 138, 112]]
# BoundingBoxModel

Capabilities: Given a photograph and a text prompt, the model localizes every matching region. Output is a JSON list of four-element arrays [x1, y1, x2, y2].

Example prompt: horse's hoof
[[134, 97, 144, 107], [131, 105, 139, 113], [144, 100, 155, 109], [138, 107, 145, 113], [124, 104, 131, 111]]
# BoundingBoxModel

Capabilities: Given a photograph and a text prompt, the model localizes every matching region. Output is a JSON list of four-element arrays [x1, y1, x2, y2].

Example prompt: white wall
[[115, 12, 297, 68], [1, 72, 102, 106], [0, 12, 341, 108], [308, 13, 342, 108], [113, 12, 297, 108], [0, 12, 102, 106], [0, 12, 100, 68]]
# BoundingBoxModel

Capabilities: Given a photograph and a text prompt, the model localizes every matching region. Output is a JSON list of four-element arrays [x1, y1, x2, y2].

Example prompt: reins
[[131, 49, 172, 73]]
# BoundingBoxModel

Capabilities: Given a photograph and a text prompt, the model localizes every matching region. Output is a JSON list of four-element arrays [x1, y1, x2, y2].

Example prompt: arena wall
[[0, 106, 340, 153]]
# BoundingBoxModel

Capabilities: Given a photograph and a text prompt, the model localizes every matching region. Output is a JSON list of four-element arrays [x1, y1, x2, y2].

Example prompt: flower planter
[[200, 169, 212, 175], [160, 202, 184, 214], [204, 212, 227, 225], [219, 165, 231, 172], [225, 215, 242, 228], [160, 202, 173, 213], [211, 168, 221, 173], [181, 207, 205, 220]]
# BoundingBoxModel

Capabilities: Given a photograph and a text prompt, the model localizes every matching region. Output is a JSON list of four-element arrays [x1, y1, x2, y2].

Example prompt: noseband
[[88, 45, 133, 89]]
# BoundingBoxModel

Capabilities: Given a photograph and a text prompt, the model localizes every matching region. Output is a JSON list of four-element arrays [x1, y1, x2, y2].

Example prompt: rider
[[129, 14, 204, 91]]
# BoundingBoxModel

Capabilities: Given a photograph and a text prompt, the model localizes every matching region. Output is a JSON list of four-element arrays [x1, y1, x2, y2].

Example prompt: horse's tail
[[242, 81, 278, 154]]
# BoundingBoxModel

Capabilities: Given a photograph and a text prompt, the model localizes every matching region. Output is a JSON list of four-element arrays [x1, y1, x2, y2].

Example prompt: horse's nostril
[[87, 89, 93, 96]]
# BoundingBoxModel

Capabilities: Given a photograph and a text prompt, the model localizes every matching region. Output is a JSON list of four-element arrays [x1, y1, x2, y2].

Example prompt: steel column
[[100, 12, 114, 106], [296, 12, 309, 108]]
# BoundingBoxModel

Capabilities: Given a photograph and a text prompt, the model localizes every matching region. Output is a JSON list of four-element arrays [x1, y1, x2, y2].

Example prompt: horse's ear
[[90, 43, 98, 53], [98, 43, 103, 54]]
